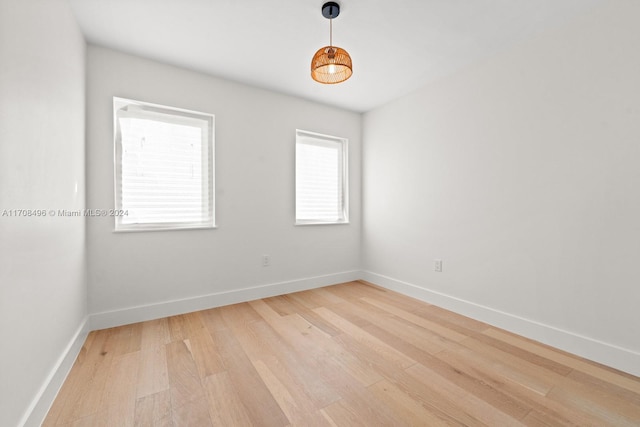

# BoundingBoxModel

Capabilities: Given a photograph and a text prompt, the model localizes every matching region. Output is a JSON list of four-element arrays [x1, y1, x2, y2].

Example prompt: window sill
[[295, 221, 350, 226], [114, 224, 217, 233]]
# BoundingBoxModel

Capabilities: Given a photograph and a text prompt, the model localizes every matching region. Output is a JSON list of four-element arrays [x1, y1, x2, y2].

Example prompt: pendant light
[[311, 2, 353, 84]]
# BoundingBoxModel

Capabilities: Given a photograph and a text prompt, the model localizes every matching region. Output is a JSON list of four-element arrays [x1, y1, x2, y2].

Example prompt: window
[[113, 97, 214, 231], [295, 129, 348, 224]]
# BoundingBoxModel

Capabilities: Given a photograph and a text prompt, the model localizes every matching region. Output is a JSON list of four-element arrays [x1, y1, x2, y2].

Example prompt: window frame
[[113, 97, 215, 232], [295, 129, 349, 226]]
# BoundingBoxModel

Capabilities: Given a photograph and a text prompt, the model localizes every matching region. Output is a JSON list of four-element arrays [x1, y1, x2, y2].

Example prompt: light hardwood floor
[[44, 281, 640, 426]]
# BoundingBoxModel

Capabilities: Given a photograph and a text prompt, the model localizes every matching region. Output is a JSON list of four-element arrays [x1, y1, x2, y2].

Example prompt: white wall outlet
[[434, 259, 443, 272], [262, 255, 270, 267]]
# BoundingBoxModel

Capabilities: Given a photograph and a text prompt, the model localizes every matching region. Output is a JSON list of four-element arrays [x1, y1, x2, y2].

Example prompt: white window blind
[[114, 97, 214, 231], [295, 129, 348, 224]]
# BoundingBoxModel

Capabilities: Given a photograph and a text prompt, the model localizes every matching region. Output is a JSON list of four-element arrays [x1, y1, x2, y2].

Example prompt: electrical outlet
[[434, 259, 442, 272], [262, 255, 270, 267]]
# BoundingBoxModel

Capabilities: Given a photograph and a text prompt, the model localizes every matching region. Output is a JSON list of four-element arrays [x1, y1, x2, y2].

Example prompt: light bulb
[[328, 64, 337, 74]]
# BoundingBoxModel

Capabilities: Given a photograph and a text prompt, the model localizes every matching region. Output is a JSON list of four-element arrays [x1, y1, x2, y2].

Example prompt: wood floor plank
[[249, 300, 383, 386], [165, 340, 205, 410], [262, 294, 299, 316], [240, 319, 340, 409], [361, 296, 468, 342], [50, 329, 115, 424], [368, 379, 458, 426], [484, 327, 640, 394], [384, 368, 494, 426], [82, 330, 98, 353], [434, 348, 595, 426], [309, 286, 351, 305], [44, 281, 640, 426], [411, 304, 491, 333], [199, 306, 229, 332], [287, 288, 336, 310], [167, 315, 189, 342], [42, 341, 90, 425], [282, 311, 384, 387], [100, 351, 140, 427], [278, 288, 346, 335], [218, 301, 263, 325], [521, 409, 567, 427], [458, 336, 559, 395], [203, 371, 254, 426], [247, 306, 404, 425], [278, 314, 382, 392], [353, 280, 432, 311], [165, 338, 214, 426], [362, 322, 534, 421], [171, 395, 213, 427], [133, 390, 173, 427], [472, 331, 573, 376], [208, 327, 289, 426], [288, 410, 337, 427], [313, 306, 416, 370], [252, 358, 309, 425], [321, 394, 410, 427], [222, 296, 337, 401], [249, 322, 340, 410], [182, 311, 208, 335], [551, 372, 640, 424], [104, 323, 143, 356], [546, 385, 640, 426], [334, 279, 394, 297], [406, 363, 525, 426], [187, 326, 225, 378], [140, 318, 171, 349], [65, 412, 110, 427], [549, 378, 640, 426], [136, 344, 169, 399], [566, 369, 640, 406], [295, 309, 342, 337], [331, 298, 447, 355]]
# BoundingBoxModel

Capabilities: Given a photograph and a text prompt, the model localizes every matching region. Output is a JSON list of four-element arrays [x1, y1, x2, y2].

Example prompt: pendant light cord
[[330, 18, 333, 47]]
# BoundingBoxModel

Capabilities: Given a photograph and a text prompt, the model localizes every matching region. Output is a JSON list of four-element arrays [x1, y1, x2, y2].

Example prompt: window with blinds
[[113, 97, 214, 231], [295, 129, 348, 225]]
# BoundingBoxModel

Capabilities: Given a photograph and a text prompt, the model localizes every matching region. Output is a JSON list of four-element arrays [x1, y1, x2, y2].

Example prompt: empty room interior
[[2, 0, 640, 426]]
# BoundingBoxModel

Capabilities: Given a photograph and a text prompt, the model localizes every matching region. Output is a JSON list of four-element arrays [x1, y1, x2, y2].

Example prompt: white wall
[[86, 46, 361, 324], [363, 0, 640, 375], [0, 0, 87, 426]]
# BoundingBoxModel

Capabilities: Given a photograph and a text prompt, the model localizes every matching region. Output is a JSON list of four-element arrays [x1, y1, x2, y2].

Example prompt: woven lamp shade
[[311, 46, 353, 84]]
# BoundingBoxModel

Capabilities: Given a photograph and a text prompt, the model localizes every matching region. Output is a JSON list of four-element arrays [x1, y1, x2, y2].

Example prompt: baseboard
[[90, 270, 361, 330], [20, 317, 90, 427], [361, 271, 640, 378]]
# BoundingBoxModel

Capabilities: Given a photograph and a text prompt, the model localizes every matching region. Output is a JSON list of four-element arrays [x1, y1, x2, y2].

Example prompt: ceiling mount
[[322, 2, 340, 19]]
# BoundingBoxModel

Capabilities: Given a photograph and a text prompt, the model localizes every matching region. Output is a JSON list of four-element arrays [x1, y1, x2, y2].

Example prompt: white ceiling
[[68, 0, 603, 112]]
